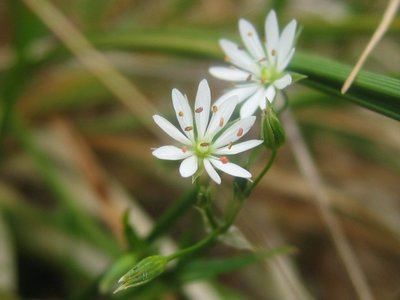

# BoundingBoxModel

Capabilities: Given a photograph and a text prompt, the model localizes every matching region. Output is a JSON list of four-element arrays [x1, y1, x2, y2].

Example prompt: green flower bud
[[261, 104, 285, 150], [114, 255, 168, 294]]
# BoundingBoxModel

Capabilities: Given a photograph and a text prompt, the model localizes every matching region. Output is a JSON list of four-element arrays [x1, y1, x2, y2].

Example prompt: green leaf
[[289, 52, 400, 120], [178, 246, 294, 282]]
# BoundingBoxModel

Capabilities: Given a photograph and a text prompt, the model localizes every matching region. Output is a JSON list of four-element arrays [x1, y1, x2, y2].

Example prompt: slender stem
[[146, 186, 199, 243], [245, 150, 277, 196], [166, 227, 222, 261]]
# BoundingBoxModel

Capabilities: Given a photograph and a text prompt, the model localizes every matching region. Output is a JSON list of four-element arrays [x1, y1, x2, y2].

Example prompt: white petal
[[277, 20, 296, 68], [214, 85, 259, 107], [204, 159, 221, 184], [265, 85, 276, 103], [172, 88, 194, 140], [274, 73, 292, 90], [239, 19, 266, 61], [179, 155, 198, 178], [153, 115, 191, 145], [209, 158, 251, 178], [219, 39, 259, 74], [240, 87, 265, 118], [194, 79, 211, 139], [277, 47, 295, 72], [214, 140, 263, 155], [214, 116, 256, 148], [209, 66, 250, 82], [152, 145, 192, 160], [205, 96, 238, 138], [265, 10, 279, 65]]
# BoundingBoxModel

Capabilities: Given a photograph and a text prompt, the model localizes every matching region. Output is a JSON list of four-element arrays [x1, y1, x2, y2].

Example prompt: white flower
[[152, 79, 263, 184], [209, 10, 297, 117]]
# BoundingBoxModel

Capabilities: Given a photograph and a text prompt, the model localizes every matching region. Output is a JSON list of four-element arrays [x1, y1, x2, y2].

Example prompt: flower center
[[195, 140, 212, 157], [260, 66, 278, 85]]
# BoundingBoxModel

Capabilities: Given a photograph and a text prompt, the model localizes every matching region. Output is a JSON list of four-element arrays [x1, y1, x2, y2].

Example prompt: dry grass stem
[[23, 0, 160, 136], [282, 108, 375, 300], [341, 0, 400, 94]]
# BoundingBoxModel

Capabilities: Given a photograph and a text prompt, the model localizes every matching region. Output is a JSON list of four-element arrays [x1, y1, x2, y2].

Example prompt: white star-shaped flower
[[209, 10, 297, 117], [152, 79, 263, 184]]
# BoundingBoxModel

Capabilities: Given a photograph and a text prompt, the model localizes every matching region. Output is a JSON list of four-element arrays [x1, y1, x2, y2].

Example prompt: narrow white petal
[[239, 19, 266, 61], [214, 116, 256, 148], [265, 10, 279, 65], [204, 159, 221, 184], [277, 47, 295, 72], [179, 155, 198, 178], [209, 67, 250, 82], [205, 96, 238, 138], [240, 87, 265, 118], [274, 73, 292, 90], [152, 146, 192, 160], [153, 115, 191, 145], [172, 88, 194, 140], [209, 158, 251, 178], [219, 39, 259, 74], [214, 85, 259, 107], [194, 79, 211, 139], [214, 140, 263, 155], [265, 85, 276, 103], [277, 20, 297, 68]]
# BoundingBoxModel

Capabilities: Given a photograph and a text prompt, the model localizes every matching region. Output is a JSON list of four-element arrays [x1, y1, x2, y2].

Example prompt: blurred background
[[0, 0, 399, 299]]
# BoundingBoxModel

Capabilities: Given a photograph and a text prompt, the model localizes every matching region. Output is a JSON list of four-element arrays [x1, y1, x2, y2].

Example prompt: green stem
[[245, 150, 277, 196], [146, 186, 199, 243]]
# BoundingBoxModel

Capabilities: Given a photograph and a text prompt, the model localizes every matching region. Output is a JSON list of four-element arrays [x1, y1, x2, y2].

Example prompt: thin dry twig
[[282, 108, 375, 300], [341, 0, 400, 94], [23, 0, 160, 136]]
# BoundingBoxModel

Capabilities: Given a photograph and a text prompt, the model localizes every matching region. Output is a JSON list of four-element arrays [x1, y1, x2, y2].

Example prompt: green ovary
[[195, 141, 212, 158]]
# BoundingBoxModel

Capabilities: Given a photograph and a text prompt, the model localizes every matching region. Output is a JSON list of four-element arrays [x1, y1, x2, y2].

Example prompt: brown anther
[[212, 105, 218, 112], [246, 74, 252, 81], [195, 107, 203, 113], [178, 111, 184, 117], [184, 126, 193, 131], [220, 156, 229, 164], [200, 142, 210, 147], [219, 117, 224, 127], [247, 32, 253, 37], [271, 49, 276, 56], [237, 128, 244, 137], [258, 57, 267, 62], [237, 45, 244, 50], [224, 55, 230, 62], [228, 142, 233, 150], [181, 146, 187, 153]]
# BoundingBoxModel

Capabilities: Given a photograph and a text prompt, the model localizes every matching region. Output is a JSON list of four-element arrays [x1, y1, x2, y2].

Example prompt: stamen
[[220, 156, 229, 164], [237, 45, 244, 50], [247, 32, 253, 37], [195, 107, 203, 113], [200, 142, 210, 147], [246, 74, 252, 81], [184, 126, 193, 131], [212, 105, 218, 113], [228, 142, 233, 150], [258, 57, 267, 62], [224, 55, 230, 62], [181, 146, 187, 153], [237, 128, 244, 137], [271, 49, 276, 56], [219, 117, 224, 127], [178, 111, 184, 117]]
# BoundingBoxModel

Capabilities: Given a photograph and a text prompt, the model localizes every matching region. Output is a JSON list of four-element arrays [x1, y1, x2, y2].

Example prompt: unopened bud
[[114, 255, 168, 293], [261, 104, 285, 150]]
